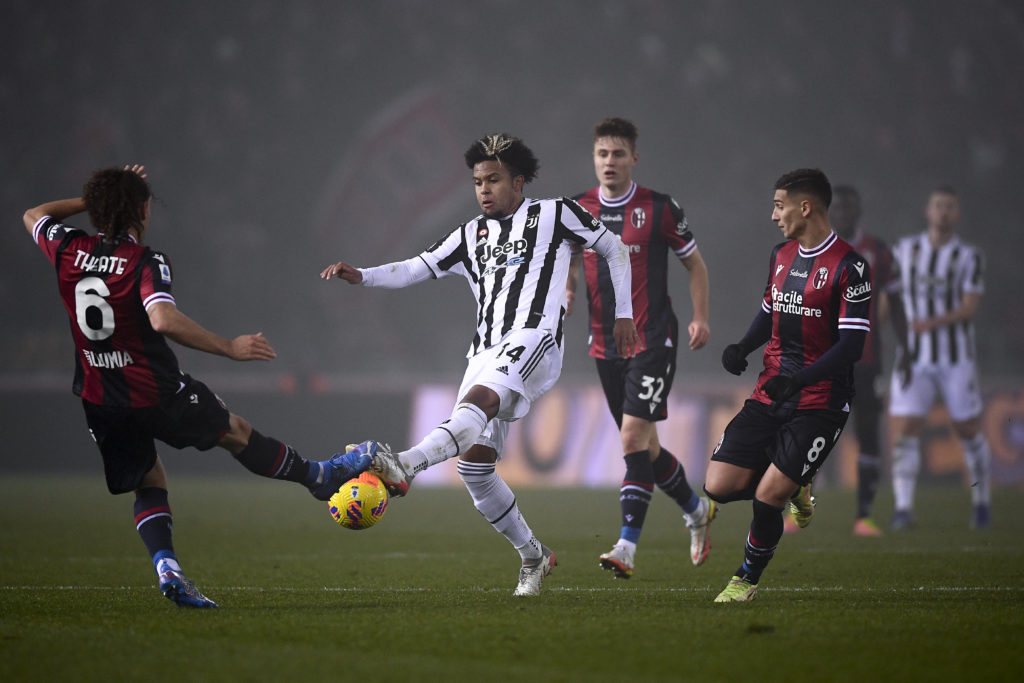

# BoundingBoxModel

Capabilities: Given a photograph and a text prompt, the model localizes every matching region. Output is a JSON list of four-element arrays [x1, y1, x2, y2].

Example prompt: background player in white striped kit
[[887, 186, 991, 530], [321, 134, 640, 596]]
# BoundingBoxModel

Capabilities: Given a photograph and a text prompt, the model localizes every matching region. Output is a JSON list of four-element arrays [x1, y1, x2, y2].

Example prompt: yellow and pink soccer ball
[[328, 472, 389, 530]]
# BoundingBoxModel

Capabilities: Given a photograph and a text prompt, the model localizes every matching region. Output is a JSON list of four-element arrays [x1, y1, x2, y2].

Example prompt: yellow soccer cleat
[[788, 484, 816, 529], [714, 575, 758, 603]]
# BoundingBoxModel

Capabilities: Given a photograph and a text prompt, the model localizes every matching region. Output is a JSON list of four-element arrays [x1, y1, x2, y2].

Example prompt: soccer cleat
[[889, 509, 914, 531], [713, 575, 758, 603], [598, 544, 634, 579], [513, 545, 557, 596], [971, 504, 990, 529], [853, 517, 883, 537], [307, 444, 372, 501], [364, 440, 412, 497], [687, 498, 717, 566], [788, 484, 815, 528], [157, 561, 218, 609]]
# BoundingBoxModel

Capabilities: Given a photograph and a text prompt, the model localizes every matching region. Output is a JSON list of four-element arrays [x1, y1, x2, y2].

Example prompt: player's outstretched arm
[[320, 261, 364, 284], [147, 301, 276, 361]]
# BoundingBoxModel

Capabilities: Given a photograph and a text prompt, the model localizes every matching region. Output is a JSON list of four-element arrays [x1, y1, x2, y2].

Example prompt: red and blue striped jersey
[[753, 232, 872, 410], [574, 182, 697, 359], [32, 215, 183, 407], [848, 230, 894, 368]]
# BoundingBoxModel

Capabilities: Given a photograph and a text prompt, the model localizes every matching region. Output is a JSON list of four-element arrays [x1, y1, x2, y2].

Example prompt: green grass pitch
[[1, 474, 1021, 682]]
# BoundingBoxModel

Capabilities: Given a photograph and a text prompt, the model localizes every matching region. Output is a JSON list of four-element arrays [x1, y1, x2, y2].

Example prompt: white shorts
[[457, 328, 563, 455], [889, 361, 983, 422]]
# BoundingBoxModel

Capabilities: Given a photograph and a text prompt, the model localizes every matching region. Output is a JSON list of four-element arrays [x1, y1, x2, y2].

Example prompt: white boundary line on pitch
[[3, 585, 1023, 593]]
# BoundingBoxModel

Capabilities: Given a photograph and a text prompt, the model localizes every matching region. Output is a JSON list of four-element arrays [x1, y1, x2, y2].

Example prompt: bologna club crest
[[813, 267, 829, 289], [631, 207, 646, 229]]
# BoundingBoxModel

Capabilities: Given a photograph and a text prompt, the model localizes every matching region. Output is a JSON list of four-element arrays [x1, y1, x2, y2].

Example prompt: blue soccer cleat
[[308, 444, 373, 500], [157, 559, 218, 609]]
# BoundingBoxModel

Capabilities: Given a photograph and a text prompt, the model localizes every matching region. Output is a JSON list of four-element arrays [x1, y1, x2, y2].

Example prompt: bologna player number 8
[[806, 436, 826, 464], [75, 276, 115, 341]]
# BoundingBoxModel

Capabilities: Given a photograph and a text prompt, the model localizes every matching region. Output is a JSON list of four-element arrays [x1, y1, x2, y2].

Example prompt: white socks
[[458, 460, 541, 562], [892, 436, 921, 512], [400, 402, 489, 475], [962, 433, 992, 506]]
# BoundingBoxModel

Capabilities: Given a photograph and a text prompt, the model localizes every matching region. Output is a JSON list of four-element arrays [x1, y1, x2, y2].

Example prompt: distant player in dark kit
[[567, 117, 715, 578], [829, 185, 895, 537], [707, 169, 871, 602], [24, 165, 369, 608]]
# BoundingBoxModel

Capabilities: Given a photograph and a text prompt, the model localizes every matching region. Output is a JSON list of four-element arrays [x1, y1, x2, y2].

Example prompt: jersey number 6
[[75, 276, 115, 341]]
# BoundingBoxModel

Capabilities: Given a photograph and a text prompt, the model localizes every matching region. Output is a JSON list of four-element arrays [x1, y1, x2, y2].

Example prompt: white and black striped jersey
[[888, 232, 984, 366], [419, 196, 631, 357]]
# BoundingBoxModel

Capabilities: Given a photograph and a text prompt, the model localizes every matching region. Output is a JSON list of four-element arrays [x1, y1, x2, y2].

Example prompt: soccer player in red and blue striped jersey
[[25, 165, 369, 608], [567, 118, 714, 578], [830, 186, 896, 536], [706, 169, 871, 602]]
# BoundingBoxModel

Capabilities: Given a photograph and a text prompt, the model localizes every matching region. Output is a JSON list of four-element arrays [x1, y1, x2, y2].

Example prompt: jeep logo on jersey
[[844, 281, 872, 302], [631, 208, 646, 229], [478, 239, 528, 266], [813, 267, 829, 289]]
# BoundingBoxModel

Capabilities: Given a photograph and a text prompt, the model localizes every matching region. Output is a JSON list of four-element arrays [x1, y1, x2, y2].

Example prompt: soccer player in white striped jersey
[[321, 134, 640, 595], [887, 186, 991, 530]]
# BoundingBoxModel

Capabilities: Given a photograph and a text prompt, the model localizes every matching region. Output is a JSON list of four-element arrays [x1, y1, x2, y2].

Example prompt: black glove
[[763, 375, 802, 403], [721, 344, 748, 375]]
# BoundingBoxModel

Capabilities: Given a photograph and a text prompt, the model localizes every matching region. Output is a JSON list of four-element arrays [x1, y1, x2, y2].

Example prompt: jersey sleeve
[[963, 246, 985, 295], [761, 244, 783, 314], [662, 195, 697, 259], [837, 254, 871, 332], [420, 223, 472, 280], [32, 216, 84, 265], [139, 249, 176, 311], [557, 197, 609, 248]]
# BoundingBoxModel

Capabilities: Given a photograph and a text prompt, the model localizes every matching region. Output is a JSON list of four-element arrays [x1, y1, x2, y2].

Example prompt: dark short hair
[[82, 168, 152, 242], [593, 117, 638, 149], [775, 168, 832, 209], [464, 134, 539, 183], [931, 185, 958, 198]]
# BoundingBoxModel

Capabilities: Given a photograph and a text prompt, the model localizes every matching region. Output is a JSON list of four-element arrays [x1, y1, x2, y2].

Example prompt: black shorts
[[711, 399, 849, 486], [82, 374, 231, 494], [595, 345, 678, 426]]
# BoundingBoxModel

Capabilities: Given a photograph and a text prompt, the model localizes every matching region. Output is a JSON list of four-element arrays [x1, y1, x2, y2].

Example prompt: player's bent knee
[[219, 414, 253, 453]]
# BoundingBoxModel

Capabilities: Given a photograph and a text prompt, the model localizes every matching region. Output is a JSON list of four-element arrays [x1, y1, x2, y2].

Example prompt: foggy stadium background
[[3, 1, 1022, 490]]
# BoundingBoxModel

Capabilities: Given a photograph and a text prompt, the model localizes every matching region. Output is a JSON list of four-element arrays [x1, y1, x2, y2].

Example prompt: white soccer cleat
[[513, 545, 557, 597], [598, 544, 635, 579], [687, 497, 717, 566], [363, 441, 412, 497]]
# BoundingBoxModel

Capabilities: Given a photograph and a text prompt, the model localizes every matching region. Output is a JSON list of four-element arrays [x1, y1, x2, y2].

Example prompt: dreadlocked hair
[[82, 168, 151, 242], [464, 133, 539, 183]]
